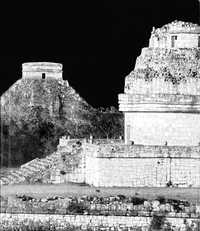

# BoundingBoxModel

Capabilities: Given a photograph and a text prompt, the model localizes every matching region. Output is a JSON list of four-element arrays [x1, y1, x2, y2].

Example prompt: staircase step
[[1, 152, 60, 185], [21, 165, 40, 172], [0, 178, 9, 184], [0, 179, 5, 185], [10, 171, 24, 178], [29, 162, 49, 168], [19, 168, 35, 176], [39, 159, 52, 165], [6, 174, 16, 180]]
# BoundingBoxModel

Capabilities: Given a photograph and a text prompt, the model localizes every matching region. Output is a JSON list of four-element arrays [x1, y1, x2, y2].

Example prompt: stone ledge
[[119, 94, 200, 105], [83, 143, 200, 158], [119, 103, 200, 112]]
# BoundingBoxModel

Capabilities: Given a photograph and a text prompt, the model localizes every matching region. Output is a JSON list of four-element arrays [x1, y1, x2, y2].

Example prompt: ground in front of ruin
[[1, 183, 200, 203]]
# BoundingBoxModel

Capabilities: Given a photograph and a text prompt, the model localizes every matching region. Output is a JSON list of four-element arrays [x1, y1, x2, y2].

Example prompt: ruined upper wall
[[119, 21, 200, 113], [149, 21, 200, 49], [22, 62, 63, 80], [123, 48, 200, 96]]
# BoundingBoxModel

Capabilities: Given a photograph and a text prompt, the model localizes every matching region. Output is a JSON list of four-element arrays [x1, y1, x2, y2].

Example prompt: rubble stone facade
[[2, 22, 200, 189], [1, 213, 200, 230], [149, 21, 200, 49], [53, 139, 200, 187], [50, 22, 200, 188], [118, 21, 200, 145]]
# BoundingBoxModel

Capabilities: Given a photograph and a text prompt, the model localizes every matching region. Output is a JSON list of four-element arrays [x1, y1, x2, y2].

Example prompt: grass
[[1, 183, 200, 203]]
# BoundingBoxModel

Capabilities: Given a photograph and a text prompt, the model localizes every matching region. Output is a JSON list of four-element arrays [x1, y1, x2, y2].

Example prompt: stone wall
[[91, 156, 200, 187], [149, 33, 199, 49], [2, 137, 198, 188], [55, 142, 200, 187], [149, 21, 200, 49], [1, 213, 200, 230], [124, 77, 200, 95], [124, 112, 200, 146], [51, 142, 86, 184], [22, 62, 63, 80], [123, 47, 200, 95]]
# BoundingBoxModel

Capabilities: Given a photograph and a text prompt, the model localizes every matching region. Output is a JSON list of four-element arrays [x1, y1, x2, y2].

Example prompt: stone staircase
[[0, 152, 60, 185]]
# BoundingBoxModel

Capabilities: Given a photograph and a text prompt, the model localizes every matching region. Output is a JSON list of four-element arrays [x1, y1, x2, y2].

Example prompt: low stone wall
[[11, 138, 198, 188], [1, 194, 200, 217], [94, 144, 200, 158], [51, 142, 200, 187], [1, 213, 200, 230], [90, 156, 200, 187], [82, 143, 200, 187]]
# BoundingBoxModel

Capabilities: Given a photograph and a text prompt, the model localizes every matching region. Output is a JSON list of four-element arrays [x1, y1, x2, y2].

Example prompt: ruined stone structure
[[22, 62, 63, 80], [119, 21, 200, 145], [1, 214, 200, 230], [53, 21, 200, 188], [1, 62, 77, 120], [22, 62, 68, 113], [1, 22, 200, 188], [53, 138, 200, 187], [149, 21, 200, 49]]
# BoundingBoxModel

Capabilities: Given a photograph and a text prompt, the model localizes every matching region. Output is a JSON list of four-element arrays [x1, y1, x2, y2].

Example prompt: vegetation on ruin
[[0, 79, 123, 167], [128, 48, 200, 85], [1, 193, 199, 216], [1, 194, 200, 230]]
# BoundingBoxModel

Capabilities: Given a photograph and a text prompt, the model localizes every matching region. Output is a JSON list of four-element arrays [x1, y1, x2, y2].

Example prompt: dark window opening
[[42, 73, 46, 79], [171, 35, 177, 48], [198, 36, 200, 47]]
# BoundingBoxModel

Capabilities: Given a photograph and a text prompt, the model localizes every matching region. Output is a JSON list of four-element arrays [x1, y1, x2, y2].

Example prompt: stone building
[[52, 21, 200, 187], [149, 21, 200, 49], [22, 62, 63, 80], [119, 21, 200, 146], [2, 22, 200, 188], [22, 62, 68, 115]]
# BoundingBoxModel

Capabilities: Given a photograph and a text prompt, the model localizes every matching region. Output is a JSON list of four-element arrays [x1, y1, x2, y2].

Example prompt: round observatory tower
[[22, 62, 63, 80], [119, 21, 200, 146]]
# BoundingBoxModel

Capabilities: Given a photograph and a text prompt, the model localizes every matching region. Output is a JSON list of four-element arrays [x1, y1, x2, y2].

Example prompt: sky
[[0, 0, 199, 108]]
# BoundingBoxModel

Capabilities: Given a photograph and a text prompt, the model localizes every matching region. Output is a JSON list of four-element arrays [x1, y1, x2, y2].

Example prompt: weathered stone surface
[[49, 140, 200, 188], [118, 21, 200, 145], [0, 213, 200, 230], [22, 62, 63, 80], [149, 21, 200, 49]]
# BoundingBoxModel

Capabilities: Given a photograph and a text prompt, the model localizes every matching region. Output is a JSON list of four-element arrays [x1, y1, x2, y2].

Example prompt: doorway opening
[[42, 73, 46, 79], [171, 35, 177, 48]]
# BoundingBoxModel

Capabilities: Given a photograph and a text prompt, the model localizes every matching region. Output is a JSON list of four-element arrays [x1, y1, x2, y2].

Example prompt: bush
[[131, 197, 146, 205], [149, 215, 166, 230], [156, 196, 166, 204], [67, 202, 88, 214]]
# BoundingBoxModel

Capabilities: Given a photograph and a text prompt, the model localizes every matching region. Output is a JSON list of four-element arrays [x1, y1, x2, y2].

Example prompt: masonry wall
[[51, 144, 86, 184], [124, 112, 200, 146], [52, 141, 200, 188], [22, 62, 63, 80], [149, 33, 199, 49], [23, 71, 62, 80], [1, 213, 200, 230], [124, 77, 200, 95], [92, 156, 200, 187]]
